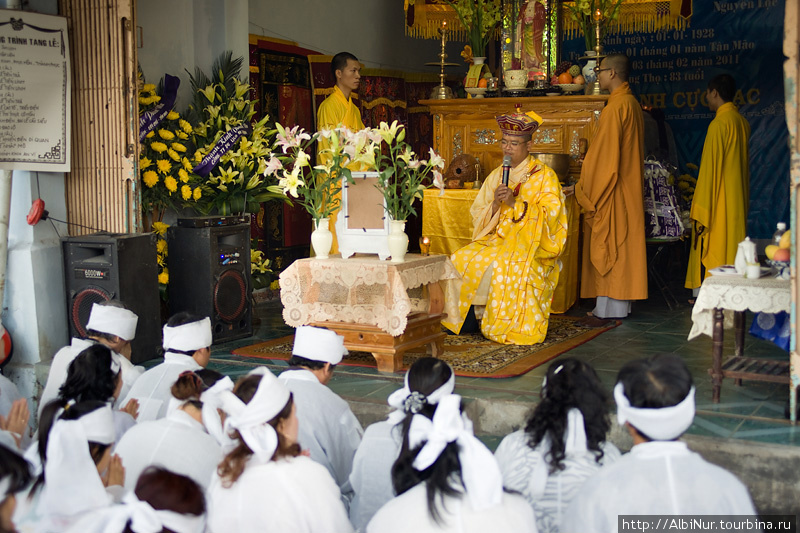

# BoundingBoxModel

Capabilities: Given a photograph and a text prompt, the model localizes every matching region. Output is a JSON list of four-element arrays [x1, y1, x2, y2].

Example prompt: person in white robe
[[16, 401, 123, 533], [122, 314, 212, 422], [39, 302, 143, 416], [0, 372, 23, 421], [114, 370, 230, 491], [0, 438, 33, 533], [206, 367, 353, 533], [278, 326, 363, 507], [65, 466, 206, 533], [350, 357, 455, 531], [494, 358, 620, 533], [366, 394, 536, 533], [563, 353, 758, 533], [0, 396, 30, 451]]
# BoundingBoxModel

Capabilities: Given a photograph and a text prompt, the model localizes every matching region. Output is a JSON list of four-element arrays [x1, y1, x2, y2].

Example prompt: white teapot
[[734, 237, 757, 275]]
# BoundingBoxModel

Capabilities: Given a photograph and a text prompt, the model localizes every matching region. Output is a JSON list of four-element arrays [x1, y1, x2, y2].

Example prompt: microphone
[[501, 155, 511, 187]]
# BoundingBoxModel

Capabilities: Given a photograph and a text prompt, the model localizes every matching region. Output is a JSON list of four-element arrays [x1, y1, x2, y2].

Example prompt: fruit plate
[[556, 83, 584, 94], [465, 87, 488, 98], [766, 259, 790, 279]]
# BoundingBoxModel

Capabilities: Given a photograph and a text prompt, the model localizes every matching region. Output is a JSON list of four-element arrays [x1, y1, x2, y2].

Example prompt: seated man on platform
[[442, 109, 568, 345]]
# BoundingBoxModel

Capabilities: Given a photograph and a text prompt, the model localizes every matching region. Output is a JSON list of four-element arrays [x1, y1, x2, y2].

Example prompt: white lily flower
[[429, 148, 445, 169]]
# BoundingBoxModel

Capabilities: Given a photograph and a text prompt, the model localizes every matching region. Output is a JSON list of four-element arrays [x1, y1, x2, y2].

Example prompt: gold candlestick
[[425, 21, 459, 99]]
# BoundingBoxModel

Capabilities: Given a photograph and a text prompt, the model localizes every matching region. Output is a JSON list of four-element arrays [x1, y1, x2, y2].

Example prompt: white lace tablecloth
[[688, 276, 791, 340], [279, 254, 461, 336]]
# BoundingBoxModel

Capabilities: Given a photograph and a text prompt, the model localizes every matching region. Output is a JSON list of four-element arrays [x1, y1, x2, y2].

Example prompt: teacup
[[504, 70, 528, 90]]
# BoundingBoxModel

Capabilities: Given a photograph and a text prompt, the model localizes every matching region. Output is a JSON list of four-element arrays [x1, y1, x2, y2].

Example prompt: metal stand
[[425, 22, 459, 99]]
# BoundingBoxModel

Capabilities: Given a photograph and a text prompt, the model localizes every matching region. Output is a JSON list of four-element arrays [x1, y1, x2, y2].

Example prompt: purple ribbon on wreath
[[192, 122, 252, 177], [138, 74, 180, 142]]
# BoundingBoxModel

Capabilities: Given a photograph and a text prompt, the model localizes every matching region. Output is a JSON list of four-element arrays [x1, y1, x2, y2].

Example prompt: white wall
[[249, 0, 463, 73]]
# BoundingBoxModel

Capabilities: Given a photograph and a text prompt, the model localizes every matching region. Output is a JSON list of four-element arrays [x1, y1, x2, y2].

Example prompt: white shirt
[[114, 408, 221, 491], [349, 420, 403, 531], [366, 483, 537, 533], [494, 428, 621, 533], [207, 455, 354, 533], [563, 441, 758, 533], [278, 369, 363, 503], [0, 371, 23, 416], [121, 352, 202, 421], [39, 338, 143, 416]]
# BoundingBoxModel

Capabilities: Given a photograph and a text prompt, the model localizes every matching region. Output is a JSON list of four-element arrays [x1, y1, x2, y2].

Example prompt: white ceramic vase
[[387, 220, 409, 263], [582, 51, 598, 85], [473, 56, 486, 65], [311, 217, 333, 259]]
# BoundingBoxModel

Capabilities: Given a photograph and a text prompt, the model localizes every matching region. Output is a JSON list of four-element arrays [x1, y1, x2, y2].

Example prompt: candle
[[420, 236, 431, 256]]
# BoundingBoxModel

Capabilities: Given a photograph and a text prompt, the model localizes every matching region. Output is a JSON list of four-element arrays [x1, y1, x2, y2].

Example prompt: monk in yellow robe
[[569, 53, 647, 323], [685, 74, 750, 290], [442, 109, 568, 345], [316, 52, 365, 254]]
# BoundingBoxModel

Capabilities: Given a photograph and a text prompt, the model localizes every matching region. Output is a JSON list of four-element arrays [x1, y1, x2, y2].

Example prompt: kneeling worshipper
[[39, 301, 143, 416], [442, 109, 568, 345], [16, 401, 122, 532], [494, 358, 620, 533], [366, 394, 536, 533], [122, 314, 212, 422], [279, 326, 363, 508], [114, 370, 230, 492], [66, 466, 206, 533], [349, 357, 455, 531], [563, 353, 757, 532], [206, 367, 353, 533], [0, 437, 33, 533]]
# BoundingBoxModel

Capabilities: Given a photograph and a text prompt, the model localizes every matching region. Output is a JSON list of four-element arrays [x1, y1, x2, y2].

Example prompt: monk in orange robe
[[569, 53, 647, 322]]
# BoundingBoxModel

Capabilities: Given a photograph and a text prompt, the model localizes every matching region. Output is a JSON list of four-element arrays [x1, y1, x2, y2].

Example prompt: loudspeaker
[[62, 233, 161, 364], [167, 223, 252, 344]]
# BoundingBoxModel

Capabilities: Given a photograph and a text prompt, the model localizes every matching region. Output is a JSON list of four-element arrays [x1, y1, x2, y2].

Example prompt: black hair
[[604, 52, 631, 81], [524, 358, 610, 473], [331, 51, 358, 79], [390, 358, 461, 525], [708, 74, 736, 102], [288, 355, 333, 371], [32, 399, 111, 496], [122, 467, 205, 533], [59, 344, 119, 404], [617, 353, 693, 441], [0, 442, 32, 500]]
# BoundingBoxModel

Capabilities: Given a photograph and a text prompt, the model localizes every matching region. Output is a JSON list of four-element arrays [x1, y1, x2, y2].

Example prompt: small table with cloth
[[279, 254, 460, 372], [688, 275, 795, 421]]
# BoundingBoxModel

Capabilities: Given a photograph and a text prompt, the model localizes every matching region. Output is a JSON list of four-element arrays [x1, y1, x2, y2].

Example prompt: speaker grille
[[213, 269, 247, 323], [71, 286, 112, 337]]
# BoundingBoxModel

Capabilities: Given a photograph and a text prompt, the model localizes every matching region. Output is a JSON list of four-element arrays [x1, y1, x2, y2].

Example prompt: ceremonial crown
[[496, 105, 543, 136]]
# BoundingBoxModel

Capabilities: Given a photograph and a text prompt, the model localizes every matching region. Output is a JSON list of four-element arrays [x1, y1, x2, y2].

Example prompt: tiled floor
[[208, 294, 799, 447]]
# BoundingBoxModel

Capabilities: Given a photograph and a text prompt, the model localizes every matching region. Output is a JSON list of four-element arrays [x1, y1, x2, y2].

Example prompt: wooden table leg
[[372, 351, 404, 373], [427, 281, 445, 315], [733, 311, 745, 386], [711, 308, 724, 403]]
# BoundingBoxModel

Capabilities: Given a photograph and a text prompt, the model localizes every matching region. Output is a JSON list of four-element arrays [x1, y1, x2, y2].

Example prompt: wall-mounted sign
[[0, 10, 70, 172]]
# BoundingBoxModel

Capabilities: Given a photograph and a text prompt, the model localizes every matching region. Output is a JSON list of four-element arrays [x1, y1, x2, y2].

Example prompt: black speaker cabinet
[[62, 233, 161, 364], [167, 223, 252, 344]]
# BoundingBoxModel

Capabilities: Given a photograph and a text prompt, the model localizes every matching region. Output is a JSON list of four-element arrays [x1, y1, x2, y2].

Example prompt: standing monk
[[317, 51, 365, 254], [570, 53, 647, 323], [685, 74, 750, 291]]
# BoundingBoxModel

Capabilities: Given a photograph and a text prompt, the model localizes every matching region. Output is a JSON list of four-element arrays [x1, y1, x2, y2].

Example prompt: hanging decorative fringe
[[561, 0, 690, 38], [404, 2, 470, 40]]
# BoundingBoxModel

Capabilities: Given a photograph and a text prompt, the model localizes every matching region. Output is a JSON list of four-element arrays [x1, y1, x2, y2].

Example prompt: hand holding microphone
[[501, 155, 511, 186], [493, 155, 515, 211]]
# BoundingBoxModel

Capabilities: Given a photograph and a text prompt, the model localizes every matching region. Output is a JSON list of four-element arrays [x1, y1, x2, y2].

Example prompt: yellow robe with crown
[[685, 102, 750, 289], [316, 86, 365, 254], [442, 156, 568, 345]]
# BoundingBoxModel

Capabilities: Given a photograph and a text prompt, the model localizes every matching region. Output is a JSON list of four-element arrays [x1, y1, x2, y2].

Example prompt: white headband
[[110, 352, 121, 374], [386, 367, 456, 424], [292, 326, 348, 364], [614, 382, 696, 441], [39, 405, 115, 517], [70, 491, 206, 533], [223, 367, 290, 462], [408, 395, 503, 511], [200, 376, 236, 447], [163, 318, 212, 353], [86, 304, 138, 341]]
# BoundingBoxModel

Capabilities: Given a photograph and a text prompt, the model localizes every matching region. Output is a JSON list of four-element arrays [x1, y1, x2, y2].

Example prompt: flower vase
[[311, 218, 333, 259], [582, 51, 598, 95], [388, 220, 409, 263], [472, 56, 486, 65]]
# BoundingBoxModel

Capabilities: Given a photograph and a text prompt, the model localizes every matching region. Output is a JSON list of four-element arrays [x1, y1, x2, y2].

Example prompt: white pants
[[593, 296, 631, 318]]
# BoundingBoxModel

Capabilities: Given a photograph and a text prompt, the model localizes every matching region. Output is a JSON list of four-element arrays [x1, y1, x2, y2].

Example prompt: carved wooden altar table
[[279, 254, 460, 372], [688, 276, 793, 416]]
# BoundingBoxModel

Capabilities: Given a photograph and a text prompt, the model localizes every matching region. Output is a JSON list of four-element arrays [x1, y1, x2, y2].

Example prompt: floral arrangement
[[250, 248, 274, 290], [444, 0, 503, 57], [151, 221, 170, 297], [138, 82, 204, 218], [564, 0, 623, 52], [188, 53, 285, 215], [268, 124, 354, 222]]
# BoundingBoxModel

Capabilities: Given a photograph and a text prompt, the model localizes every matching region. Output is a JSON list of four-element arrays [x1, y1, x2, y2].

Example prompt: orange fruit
[[477, 78, 488, 88], [558, 72, 573, 84]]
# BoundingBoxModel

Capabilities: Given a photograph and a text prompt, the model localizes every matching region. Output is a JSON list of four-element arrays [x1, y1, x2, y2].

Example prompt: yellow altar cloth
[[422, 188, 579, 313]]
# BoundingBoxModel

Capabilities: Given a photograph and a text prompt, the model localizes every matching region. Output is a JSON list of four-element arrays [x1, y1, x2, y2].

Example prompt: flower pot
[[472, 56, 486, 66], [388, 220, 409, 263], [311, 218, 333, 259]]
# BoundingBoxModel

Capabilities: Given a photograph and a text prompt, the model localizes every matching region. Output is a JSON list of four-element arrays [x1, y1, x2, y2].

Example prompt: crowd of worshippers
[[0, 301, 758, 533]]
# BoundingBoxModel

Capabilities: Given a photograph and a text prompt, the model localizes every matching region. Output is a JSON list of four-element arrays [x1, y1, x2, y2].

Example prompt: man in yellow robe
[[442, 109, 568, 345], [316, 52, 365, 254], [685, 74, 750, 290], [568, 53, 647, 324]]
